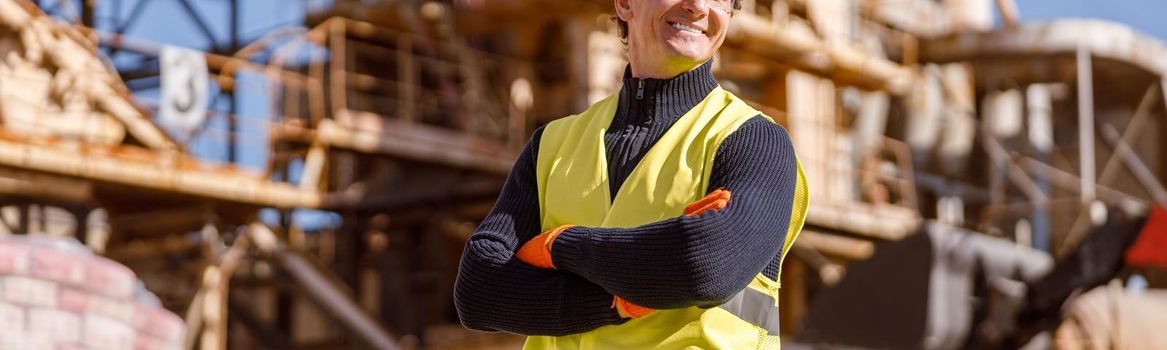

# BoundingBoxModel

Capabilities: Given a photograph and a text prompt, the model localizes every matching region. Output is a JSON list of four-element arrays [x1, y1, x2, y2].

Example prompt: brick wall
[[0, 236, 184, 350]]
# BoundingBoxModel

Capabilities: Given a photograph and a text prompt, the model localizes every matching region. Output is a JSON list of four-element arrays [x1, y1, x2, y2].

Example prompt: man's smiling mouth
[[668, 21, 706, 35]]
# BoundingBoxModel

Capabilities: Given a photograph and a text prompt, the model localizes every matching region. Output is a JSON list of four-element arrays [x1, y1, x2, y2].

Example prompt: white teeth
[[669, 22, 703, 34]]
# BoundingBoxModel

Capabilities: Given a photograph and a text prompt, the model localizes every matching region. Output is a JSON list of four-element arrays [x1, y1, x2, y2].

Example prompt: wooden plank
[[0, 168, 94, 202], [795, 230, 876, 261], [314, 110, 518, 175], [805, 202, 920, 240], [0, 134, 321, 208]]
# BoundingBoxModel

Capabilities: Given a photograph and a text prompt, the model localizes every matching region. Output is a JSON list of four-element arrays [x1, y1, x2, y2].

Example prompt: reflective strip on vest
[[719, 288, 781, 334]]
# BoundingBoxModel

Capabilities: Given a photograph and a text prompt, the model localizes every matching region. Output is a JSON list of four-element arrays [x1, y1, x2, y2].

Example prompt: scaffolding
[[1, 0, 1166, 348]]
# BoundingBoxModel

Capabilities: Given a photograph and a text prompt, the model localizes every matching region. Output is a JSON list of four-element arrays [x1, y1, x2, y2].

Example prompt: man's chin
[[661, 45, 712, 65]]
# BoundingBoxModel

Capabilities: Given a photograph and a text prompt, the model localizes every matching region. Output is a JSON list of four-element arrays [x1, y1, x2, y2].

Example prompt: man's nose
[[678, 0, 711, 15]]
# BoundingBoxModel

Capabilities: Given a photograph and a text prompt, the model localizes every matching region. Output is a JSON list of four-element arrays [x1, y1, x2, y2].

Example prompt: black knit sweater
[[454, 61, 799, 336]]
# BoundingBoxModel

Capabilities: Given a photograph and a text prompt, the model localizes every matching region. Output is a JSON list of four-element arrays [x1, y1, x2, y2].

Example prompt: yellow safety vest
[[527, 86, 808, 350]]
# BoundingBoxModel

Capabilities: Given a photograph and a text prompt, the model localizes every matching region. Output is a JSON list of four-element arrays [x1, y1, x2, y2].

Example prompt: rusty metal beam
[[1098, 84, 1159, 187], [1099, 123, 1167, 204], [1018, 157, 1146, 212], [249, 223, 402, 350], [0, 136, 322, 208], [173, 0, 222, 52], [273, 110, 518, 176], [81, 0, 95, 27], [108, 205, 208, 236], [0, 167, 94, 202], [94, 30, 314, 92], [1077, 47, 1096, 203], [981, 129, 1049, 204]]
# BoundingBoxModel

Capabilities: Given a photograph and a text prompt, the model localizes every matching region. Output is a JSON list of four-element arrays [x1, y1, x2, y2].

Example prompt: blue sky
[[1011, 0, 1167, 40]]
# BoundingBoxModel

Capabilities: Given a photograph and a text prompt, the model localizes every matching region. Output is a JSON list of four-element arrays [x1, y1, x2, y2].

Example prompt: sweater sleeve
[[453, 127, 625, 335], [549, 116, 798, 309]]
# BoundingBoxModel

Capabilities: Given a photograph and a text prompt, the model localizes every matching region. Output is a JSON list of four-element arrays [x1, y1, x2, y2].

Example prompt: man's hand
[[515, 225, 575, 269], [684, 188, 731, 217], [613, 296, 655, 318]]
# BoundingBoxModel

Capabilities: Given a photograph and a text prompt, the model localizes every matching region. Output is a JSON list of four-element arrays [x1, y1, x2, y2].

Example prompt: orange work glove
[[515, 225, 575, 269], [613, 296, 655, 318], [684, 188, 732, 217], [611, 188, 734, 318]]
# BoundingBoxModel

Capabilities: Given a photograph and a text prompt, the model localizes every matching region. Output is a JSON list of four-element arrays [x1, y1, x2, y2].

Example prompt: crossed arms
[[453, 117, 797, 336]]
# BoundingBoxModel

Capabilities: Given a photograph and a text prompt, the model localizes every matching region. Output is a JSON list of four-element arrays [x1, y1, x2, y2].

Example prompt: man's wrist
[[550, 226, 590, 272]]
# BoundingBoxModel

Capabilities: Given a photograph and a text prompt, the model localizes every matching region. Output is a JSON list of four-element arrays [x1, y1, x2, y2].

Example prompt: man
[[453, 0, 807, 348]]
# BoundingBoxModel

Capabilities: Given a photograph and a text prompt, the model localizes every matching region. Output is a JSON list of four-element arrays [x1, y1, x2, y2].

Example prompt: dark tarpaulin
[[798, 222, 1052, 349], [1010, 209, 1148, 346]]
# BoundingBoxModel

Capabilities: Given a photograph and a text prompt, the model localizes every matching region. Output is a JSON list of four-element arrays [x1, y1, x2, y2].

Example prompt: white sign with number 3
[[159, 45, 209, 138]]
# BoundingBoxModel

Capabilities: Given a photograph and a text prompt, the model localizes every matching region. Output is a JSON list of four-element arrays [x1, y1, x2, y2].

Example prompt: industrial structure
[[1, 0, 1165, 348]]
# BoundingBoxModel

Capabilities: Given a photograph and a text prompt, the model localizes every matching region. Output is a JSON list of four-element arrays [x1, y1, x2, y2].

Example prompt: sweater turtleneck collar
[[617, 60, 719, 123]]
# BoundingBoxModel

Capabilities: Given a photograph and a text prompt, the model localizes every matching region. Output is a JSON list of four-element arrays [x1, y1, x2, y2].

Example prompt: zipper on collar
[[636, 80, 645, 100]]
